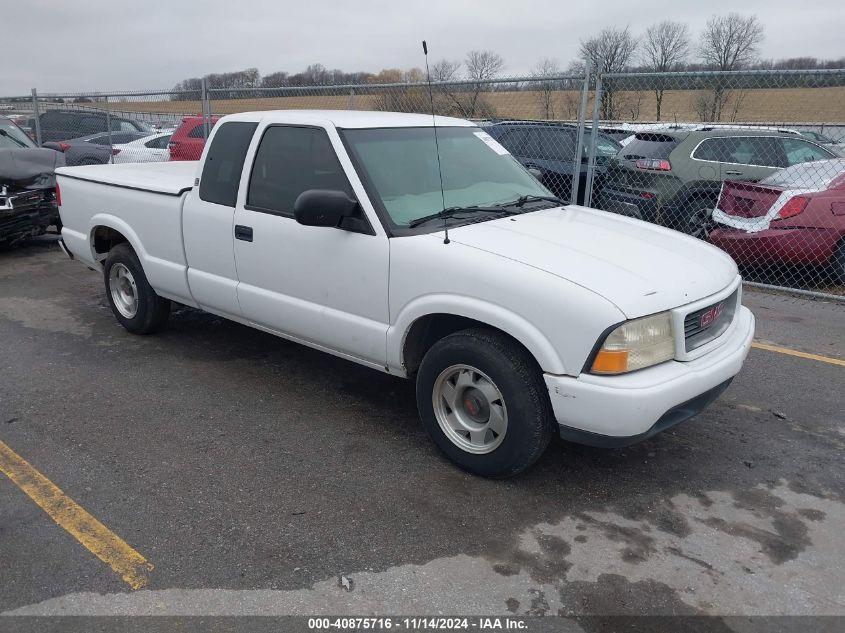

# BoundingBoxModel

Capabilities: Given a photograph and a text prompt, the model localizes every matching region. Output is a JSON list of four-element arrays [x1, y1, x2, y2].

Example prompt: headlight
[[590, 311, 675, 374]]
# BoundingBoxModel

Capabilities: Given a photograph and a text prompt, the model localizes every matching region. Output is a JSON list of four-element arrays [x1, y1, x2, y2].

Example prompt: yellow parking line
[[0, 439, 153, 590], [752, 342, 845, 367]]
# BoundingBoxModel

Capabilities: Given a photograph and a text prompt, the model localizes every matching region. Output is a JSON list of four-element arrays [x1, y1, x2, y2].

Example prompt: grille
[[684, 289, 738, 352], [0, 189, 45, 214]]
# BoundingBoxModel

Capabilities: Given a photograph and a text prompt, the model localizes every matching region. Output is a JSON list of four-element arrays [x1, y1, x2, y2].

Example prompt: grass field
[[96, 86, 845, 124]]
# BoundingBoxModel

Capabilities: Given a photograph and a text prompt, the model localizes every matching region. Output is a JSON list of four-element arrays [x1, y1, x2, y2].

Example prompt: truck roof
[[221, 109, 476, 129]]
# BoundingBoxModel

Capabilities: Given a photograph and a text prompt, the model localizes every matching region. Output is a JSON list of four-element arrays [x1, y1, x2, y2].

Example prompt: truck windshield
[[341, 126, 553, 228]]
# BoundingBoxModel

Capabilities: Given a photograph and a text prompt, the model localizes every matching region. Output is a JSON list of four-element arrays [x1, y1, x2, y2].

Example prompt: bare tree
[[641, 21, 690, 120], [700, 13, 764, 70], [424, 59, 466, 115], [464, 50, 504, 117], [580, 26, 638, 119], [531, 58, 561, 119], [431, 59, 461, 82], [698, 13, 764, 120]]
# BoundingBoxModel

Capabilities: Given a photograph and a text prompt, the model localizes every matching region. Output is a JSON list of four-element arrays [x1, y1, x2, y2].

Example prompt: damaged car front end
[[0, 137, 65, 246]]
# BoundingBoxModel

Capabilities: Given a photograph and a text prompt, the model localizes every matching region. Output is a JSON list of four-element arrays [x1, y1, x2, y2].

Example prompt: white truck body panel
[[56, 109, 754, 442]]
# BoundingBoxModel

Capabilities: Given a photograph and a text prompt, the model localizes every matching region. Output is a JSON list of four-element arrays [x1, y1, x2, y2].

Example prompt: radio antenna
[[422, 40, 449, 244]]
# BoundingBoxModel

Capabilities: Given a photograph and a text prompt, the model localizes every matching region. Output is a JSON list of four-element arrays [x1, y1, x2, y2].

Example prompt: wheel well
[[91, 226, 128, 261], [402, 314, 538, 376]]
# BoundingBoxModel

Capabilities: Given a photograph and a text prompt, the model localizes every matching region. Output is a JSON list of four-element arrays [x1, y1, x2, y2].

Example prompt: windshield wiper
[[407, 205, 518, 228], [507, 194, 564, 208], [0, 128, 30, 149]]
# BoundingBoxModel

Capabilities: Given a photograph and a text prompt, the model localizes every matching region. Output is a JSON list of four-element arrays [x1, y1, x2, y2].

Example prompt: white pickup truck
[[56, 110, 754, 477]]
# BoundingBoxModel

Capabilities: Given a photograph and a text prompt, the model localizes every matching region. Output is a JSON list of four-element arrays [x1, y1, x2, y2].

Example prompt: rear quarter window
[[199, 121, 258, 207], [619, 133, 679, 160]]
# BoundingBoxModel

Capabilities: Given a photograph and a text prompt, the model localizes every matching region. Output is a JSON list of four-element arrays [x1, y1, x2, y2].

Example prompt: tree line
[[170, 13, 845, 122]]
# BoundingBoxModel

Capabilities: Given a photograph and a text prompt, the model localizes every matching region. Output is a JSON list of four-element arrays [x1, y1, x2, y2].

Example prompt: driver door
[[232, 124, 390, 368]]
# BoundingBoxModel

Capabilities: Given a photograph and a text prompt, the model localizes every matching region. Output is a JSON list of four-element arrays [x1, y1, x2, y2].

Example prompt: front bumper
[[545, 305, 755, 446]]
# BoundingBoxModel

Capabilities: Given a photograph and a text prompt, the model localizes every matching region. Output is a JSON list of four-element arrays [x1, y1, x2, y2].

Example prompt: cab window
[[247, 126, 353, 216]]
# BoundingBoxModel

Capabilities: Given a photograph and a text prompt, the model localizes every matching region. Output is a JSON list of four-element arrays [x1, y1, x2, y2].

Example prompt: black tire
[[679, 194, 718, 236], [832, 239, 845, 285], [416, 328, 554, 478], [103, 242, 170, 334]]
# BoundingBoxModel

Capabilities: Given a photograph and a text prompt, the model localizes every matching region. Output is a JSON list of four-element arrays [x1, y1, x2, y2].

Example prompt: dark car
[[599, 127, 837, 234], [44, 131, 148, 166], [482, 121, 621, 203], [1, 117, 65, 246], [28, 109, 151, 143]]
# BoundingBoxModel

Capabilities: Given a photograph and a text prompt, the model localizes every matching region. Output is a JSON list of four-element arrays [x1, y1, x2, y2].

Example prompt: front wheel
[[103, 243, 170, 334], [416, 328, 554, 478]]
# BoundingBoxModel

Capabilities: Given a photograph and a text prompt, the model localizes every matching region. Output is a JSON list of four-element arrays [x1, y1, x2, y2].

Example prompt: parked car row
[[44, 130, 174, 166], [598, 127, 837, 233], [478, 118, 844, 281]]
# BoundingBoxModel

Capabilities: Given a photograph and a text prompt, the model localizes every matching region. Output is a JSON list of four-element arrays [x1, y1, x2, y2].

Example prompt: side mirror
[[293, 189, 358, 228], [527, 167, 543, 180]]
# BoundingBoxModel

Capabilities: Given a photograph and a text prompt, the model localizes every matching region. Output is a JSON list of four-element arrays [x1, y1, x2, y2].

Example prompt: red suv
[[168, 116, 219, 161]]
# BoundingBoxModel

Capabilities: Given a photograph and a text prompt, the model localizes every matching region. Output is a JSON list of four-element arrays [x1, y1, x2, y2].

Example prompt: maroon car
[[708, 159, 845, 283]]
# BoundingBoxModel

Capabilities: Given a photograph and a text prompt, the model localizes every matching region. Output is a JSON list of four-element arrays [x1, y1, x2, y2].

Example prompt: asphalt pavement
[[0, 239, 843, 623]]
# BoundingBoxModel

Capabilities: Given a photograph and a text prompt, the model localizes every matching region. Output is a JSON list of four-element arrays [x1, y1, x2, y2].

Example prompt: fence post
[[570, 65, 591, 206], [201, 77, 210, 139], [104, 95, 114, 164], [348, 88, 356, 110], [582, 70, 603, 209], [30, 88, 42, 146]]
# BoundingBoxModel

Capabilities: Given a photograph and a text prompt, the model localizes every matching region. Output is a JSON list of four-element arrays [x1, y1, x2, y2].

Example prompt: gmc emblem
[[700, 302, 725, 329]]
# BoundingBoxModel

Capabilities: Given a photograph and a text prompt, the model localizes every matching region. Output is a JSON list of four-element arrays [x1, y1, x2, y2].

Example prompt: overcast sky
[[4, 0, 843, 95]]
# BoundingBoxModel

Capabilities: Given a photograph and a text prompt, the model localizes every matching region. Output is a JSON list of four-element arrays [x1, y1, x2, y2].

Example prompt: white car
[[112, 130, 174, 163], [55, 110, 754, 477]]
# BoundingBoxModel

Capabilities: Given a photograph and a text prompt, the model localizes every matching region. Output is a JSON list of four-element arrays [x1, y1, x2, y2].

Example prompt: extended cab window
[[247, 126, 353, 215], [198, 121, 257, 207]]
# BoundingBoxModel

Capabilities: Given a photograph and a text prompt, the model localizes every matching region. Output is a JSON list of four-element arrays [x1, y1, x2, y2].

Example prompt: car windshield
[[341, 126, 553, 228], [0, 118, 36, 149], [760, 159, 845, 189]]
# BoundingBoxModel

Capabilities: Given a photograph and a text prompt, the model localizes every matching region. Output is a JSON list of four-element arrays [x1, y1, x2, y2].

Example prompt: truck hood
[[447, 205, 738, 318]]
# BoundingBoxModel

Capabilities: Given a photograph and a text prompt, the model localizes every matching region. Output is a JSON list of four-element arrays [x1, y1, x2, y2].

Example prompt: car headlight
[[590, 311, 675, 374]]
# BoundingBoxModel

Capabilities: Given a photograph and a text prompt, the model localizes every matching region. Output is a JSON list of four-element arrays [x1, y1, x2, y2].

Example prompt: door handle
[[234, 225, 253, 242], [724, 170, 743, 176]]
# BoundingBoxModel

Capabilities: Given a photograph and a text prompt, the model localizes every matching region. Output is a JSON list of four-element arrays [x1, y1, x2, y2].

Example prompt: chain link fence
[[3, 68, 844, 298]]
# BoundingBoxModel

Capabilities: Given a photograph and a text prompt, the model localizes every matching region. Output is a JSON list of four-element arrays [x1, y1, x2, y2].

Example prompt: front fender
[[387, 293, 567, 376]]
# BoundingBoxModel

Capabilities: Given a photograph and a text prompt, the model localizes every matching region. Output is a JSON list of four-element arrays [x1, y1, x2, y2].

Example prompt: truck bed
[[56, 161, 197, 195], [57, 161, 200, 306]]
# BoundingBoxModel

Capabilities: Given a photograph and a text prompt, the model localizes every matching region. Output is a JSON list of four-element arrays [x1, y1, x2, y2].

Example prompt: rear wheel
[[679, 193, 718, 237], [416, 328, 554, 478], [103, 243, 170, 334]]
